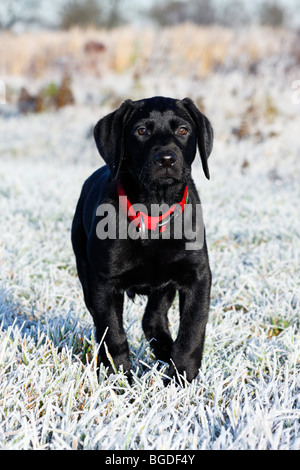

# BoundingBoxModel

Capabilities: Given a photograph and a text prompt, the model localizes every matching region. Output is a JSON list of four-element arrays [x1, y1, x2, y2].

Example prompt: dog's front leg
[[91, 285, 131, 378], [168, 268, 211, 383]]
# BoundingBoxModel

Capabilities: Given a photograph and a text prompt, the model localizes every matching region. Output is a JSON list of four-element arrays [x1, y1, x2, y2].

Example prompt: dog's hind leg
[[142, 286, 176, 363]]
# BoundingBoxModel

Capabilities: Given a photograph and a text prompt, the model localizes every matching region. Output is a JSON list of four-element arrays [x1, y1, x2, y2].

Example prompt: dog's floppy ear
[[94, 100, 133, 179], [181, 97, 213, 180]]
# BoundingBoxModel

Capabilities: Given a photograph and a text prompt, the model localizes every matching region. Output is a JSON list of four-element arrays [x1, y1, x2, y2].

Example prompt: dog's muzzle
[[155, 150, 177, 168]]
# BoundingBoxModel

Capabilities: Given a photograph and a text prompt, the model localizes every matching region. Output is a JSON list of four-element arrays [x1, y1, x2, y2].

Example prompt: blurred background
[[1, 0, 299, 192], [0, 0, 299, 203], [1, 0, 299, 113]]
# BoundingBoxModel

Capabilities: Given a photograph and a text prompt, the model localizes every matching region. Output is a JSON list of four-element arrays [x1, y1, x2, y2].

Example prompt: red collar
[[118, 181, 188, 234]]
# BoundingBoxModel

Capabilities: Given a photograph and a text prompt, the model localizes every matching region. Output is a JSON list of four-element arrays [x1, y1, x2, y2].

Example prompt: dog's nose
[[155, 150, 177, 168]]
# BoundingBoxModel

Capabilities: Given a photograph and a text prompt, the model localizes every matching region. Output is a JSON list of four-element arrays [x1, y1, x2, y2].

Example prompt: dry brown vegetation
[[1, 25, 298, 79]]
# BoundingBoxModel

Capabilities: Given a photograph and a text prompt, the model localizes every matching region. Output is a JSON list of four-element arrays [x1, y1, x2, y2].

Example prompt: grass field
[[0, 26, 299, 450]]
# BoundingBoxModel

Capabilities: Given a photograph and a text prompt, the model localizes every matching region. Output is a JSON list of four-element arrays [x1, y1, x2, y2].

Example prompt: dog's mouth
[[127, 154, 183, 189], [138, 166, 180, 188], [158, 167, 178, 182], [153, 163, 182, 184], [153, 147, 187, 184]]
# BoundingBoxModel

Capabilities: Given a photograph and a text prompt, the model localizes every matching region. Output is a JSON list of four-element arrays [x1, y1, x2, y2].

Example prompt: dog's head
[[94, 96, 213, 187]]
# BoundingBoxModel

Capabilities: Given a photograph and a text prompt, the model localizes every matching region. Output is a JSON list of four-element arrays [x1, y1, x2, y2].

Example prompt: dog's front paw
[[164, 358, 199, 386], [97, 345, 132, 382], [150, 334, 173, 363]]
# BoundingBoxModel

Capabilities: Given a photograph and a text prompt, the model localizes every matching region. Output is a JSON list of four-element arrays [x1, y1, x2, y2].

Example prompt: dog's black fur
[[71, 96, 213, 383]]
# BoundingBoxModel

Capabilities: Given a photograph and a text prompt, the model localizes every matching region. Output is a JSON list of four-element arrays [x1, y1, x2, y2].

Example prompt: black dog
[[71, 96, 213, 383]]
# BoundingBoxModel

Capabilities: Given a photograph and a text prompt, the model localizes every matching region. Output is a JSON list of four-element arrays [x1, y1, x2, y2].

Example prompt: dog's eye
[[176, 127, 188, 136], [137, 127, 147, 136]]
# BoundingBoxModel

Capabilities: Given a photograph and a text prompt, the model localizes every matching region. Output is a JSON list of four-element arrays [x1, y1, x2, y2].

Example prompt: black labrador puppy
[[71, 96, 213, 383]]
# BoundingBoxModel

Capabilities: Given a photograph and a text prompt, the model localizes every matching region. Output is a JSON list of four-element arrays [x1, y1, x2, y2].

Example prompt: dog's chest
[[114, 242, 198, 292]]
